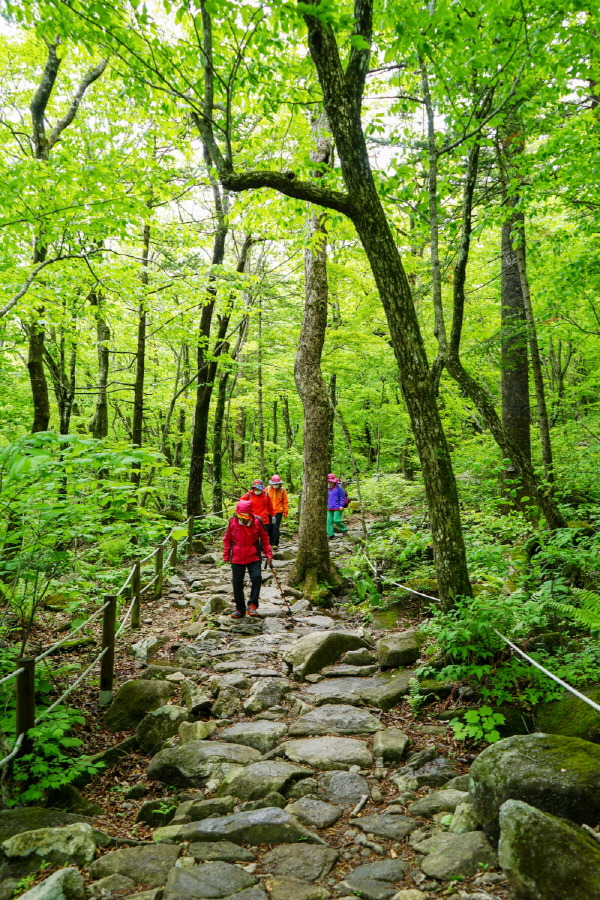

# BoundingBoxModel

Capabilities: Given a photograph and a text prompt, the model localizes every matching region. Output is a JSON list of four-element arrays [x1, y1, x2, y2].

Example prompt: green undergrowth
[[346, 471, 600, 745]]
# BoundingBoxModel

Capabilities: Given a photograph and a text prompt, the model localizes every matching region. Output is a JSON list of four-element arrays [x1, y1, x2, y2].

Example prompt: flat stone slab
[[217, 761, 312, 801], [320, 771, 370, 805], [153, 807, 325, 845], [264, 877, 329, 900], [2, 823, 96, 870], [213, 663, 279, 675], [260, 844, 338, 882], [148, 741, 261, 786], [89, 844, 181, 886], [288, 704, 383, 737], [283, 736, 372, 770], [0, 809, 89, 845], [16, 868, 85, 900], [320, 664, 379, 677], [162, 861, 256, 899], [304, 671, 412, 710], [414, 831, 497, 880], [285, 798, 343, 828], [351, 814, 417, 841], [219, 720, 288, 754], [187, 841, 255, 863]]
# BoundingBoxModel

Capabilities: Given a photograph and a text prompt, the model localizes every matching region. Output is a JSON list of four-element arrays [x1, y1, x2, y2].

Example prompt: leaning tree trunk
[[289, 116, 341, 593], [280, 395, 295, 492], [501, 219, 531, 505]]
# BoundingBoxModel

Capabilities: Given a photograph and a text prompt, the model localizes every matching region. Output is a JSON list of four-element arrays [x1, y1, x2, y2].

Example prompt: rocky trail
[[3, 525, 600, 900]]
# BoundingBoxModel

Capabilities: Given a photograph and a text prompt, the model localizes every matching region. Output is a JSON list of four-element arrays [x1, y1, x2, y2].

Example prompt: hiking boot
[[248, 603, 259, 617], [231, 610, 245, 618]]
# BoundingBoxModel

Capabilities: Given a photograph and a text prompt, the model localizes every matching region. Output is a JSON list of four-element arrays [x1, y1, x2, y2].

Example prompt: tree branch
[[48, 58, 108, 151], [345, 0, 373, 110], [30, 40, 61, 159], [220, 170, 353, 215], [0, 250, 103, 319]]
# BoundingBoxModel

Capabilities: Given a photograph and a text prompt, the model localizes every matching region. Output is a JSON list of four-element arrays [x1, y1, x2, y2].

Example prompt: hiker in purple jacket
[[327, 473, 348, 539]]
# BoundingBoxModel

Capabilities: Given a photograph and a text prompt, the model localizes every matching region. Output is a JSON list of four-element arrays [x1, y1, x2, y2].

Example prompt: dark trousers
[[231, 560, 262, 613], [271, 512, 283, 547]]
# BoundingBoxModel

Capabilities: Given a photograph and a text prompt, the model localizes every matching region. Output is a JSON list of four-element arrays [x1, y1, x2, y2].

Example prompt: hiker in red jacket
[[223, 499, 272, 618], [241, 480, 275, 541]]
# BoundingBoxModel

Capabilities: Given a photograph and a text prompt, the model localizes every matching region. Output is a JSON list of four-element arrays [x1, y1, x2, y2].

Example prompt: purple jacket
[[328, 483, 347, 511]]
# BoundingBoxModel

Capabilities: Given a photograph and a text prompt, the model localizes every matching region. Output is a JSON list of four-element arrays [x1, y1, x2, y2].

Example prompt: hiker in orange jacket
[[240, 480, 275, 541], [267, 474, 288, 549]]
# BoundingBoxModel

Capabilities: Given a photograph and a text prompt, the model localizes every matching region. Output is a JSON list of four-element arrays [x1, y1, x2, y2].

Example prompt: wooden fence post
[[187, 517, 194, 557], [155, 546, 163, 600], [132, 562, 141, 629], [169, 537, 178, 568], [16, 658, 35, 757], [99, 595, 117, 707]]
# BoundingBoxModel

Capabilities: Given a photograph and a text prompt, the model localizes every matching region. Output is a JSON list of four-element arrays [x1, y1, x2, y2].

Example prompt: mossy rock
[[535, 687, 600, 744], [104, 680, 174, 732], [470, 732, 600, 840], [499, 799, 600, 900]]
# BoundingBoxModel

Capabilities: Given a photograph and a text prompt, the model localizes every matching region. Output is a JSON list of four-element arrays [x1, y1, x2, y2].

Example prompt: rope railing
[[361, 546, 600, 715], [0, 510, 217, 768]]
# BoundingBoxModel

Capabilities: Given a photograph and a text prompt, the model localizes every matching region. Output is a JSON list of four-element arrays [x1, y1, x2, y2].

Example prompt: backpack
[[341, 486, 350, 508]]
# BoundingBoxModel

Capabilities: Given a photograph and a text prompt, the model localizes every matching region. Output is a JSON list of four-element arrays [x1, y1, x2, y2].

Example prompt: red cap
[[327, 473, 338, 482], [235, 499, 253, 517]]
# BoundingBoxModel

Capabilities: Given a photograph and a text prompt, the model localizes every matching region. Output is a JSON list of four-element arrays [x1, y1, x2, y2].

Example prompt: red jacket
[[223, 515, 272, 565], [241, 491, 274, 525]]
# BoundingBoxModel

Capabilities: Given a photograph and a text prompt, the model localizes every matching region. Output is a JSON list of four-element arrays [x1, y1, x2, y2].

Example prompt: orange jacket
[[241, 491, 274, 525], [267, 486, 288, 516]]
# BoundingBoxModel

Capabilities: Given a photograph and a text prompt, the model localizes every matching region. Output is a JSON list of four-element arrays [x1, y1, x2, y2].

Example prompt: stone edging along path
[[4, 527, 600, 900]]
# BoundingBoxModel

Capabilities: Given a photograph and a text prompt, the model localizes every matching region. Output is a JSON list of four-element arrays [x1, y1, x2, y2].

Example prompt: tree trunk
[[90, 292, 110, 439], [132, 224, 150, 485], [501, 220, 531, 463], [328, 373, 336, 462], [212, 367, 229, 513], [234, 408, 246, 465], [281, 394, 295, 492], [27, 319, 51, 433], [289, 115, 341, 593], [272, 400, 278, 471], [512, 222, 555, 483], [257, 298, 266, 481]]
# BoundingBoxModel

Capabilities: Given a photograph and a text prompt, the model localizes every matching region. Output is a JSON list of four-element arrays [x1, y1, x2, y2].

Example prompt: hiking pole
[[268, 559, 296, 624]]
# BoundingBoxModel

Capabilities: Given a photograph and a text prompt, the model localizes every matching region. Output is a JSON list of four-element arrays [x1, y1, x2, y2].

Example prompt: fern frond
[[546, 588, 600, 634]]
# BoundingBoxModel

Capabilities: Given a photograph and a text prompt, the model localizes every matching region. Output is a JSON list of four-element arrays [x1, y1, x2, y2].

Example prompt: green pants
[[327, 509, 347, 537]]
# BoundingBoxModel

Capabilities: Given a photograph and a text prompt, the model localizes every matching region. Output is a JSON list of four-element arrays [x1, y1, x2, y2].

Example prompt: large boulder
[[1, 823, 96, 873], [104, 679, 173, 732], [243, 679, 292, 714], [372, 727, 410, 763], [0, 809, 88, 845], [414, 831, 497, 880], [88, 843, 181, 886], [16, 867, 85, 900], [260, 844, 338, 882], [153, 808, 325, 845], [147, 740, 261, 787], [135, 705, 189, 755], [219, 720, 288, 754], [498, 799, 600, 900], [162, 861, 257, 900], [535, 688, 600, 743], [283, 631, 371, 679], [376, 631, 421, 668], [217, 761, 311, 801], [470, 732, 600, 839]]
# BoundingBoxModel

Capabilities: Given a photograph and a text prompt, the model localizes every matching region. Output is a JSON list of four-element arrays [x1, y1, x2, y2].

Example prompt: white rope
[[494, 629, 600, 714], [116, 565, 136, 597], [138, 548, 157, 565], [35, 601, 110, 663], [115, 593, 137, 638], [141, 573, 159, 592], [0, 733, 24, 770], [35, 648, 109, 722], [0, 668, 24, 687]]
